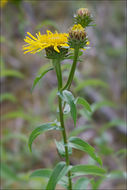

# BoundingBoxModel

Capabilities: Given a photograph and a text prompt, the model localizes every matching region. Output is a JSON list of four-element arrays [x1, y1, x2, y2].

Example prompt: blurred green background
[[1, 0, 126, 189]]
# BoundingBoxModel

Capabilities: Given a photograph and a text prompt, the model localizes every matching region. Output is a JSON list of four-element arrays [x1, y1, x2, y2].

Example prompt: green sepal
[[74, 14, 94, 28], [45, 46, 69, 60], [68, 36, 88, 49]]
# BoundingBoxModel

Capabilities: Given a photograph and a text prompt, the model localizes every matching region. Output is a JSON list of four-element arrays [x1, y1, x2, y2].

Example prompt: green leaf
[[71, 165, 106, 177], [55, 140, 72, 157], [69, 125, 93, 137], [0, 93, 17, 103], [75, 79, 108, 92], [1, 70, 24, 78], [30, 169, 52, 178], [1, 163, 19, 181], [58, 90, 77, 127], [73, 177, 90, 189], [46, 161, 71, 190], [75, 97, 92, 112], [31, 67, 54, 92], [28, 122, 61, 152], [69, 137, 102, 166]]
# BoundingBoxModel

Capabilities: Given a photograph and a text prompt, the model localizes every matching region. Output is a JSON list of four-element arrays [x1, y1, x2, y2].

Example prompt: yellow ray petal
[[54, 46, 60, 53]]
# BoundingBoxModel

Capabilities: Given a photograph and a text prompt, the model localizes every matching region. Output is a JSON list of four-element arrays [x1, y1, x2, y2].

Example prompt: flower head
[[23, 30, 69, 54]]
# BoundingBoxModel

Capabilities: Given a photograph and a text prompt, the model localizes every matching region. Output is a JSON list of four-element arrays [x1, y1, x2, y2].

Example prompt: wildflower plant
[[23, 8, 106, 190]]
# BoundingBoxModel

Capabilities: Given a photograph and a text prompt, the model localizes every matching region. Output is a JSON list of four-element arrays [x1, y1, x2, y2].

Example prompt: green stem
[[62, 47, 79, 90], [53, 59, 72, 190]]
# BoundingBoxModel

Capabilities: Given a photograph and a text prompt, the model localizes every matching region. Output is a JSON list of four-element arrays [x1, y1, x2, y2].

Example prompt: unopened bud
[[69, 24, 86, 41], [74, 8, 93, 28], [77, 8, 90, 17], [68, 24, 88, 48]]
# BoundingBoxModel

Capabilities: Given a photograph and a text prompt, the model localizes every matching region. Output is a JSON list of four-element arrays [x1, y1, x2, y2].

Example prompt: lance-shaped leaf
[[30, 169, 52, 179], [31, 67, 54, 92], [71, 165, 106, 177], [46, 161, 71, 190], [75, 97, 92, 112], [28, 122, 61, 152], [58, 90, 77, 127], [68, 137, 102, 166]]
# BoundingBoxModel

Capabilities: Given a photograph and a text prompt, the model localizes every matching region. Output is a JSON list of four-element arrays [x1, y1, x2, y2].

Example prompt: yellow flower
[[23, 30, 69, 54], [0, 0, 8, 8]]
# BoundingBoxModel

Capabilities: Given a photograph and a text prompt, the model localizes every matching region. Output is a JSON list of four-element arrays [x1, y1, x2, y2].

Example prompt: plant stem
[[53, 59, 72, 190], [62, 47, 79, 91]]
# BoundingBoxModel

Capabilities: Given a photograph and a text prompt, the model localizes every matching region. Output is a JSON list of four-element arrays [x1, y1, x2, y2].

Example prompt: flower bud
[[69, 24, 86, 41], [74, 8, 93, 28], [77, 8, 90, 17], [68, 24, 88, 48]]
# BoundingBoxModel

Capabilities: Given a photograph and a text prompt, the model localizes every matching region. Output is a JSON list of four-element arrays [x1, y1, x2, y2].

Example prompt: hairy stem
[[62, 47, 79, 91], [53, 59, 72, 190]]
